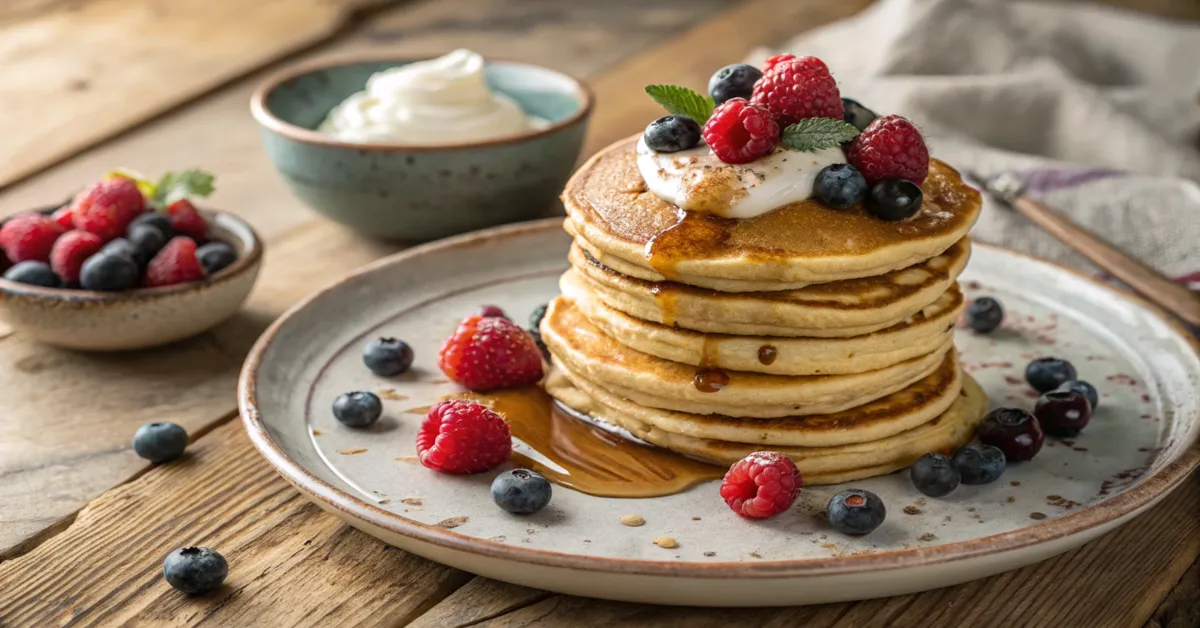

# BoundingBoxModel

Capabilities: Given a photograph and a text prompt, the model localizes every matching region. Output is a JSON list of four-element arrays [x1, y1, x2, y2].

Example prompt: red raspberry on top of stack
[[751, 55, 844, 125], [701, 98, 780, 164], [846, 115, 930, 185]]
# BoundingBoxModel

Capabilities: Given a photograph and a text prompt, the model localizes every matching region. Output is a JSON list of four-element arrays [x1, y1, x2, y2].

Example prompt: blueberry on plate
[[842, 98, 877, 132], [977, 407, 1044, 462], [333, 391, 383, 428], [133, 422, 189, 463], [953, 443, 1006, 485], [644, 115, 702, 153], [909, 453, 960, 497], [3, 261, 61, 287], [965, 296, 1004, 333], [163, 547, 228, 595], [80, 252, 140, 291], [1056, 379, 1099, 410], [865, 178, 923, 221], [708, 63, 763, 105], [362, 337, 414, 377], [813, 163, 868, 210], [491, 468, 553, 514], [196, 242, 238, 275], [128, 223, 167, 264], [1025, 357, 1077, 393], [131, 211, 174, 239], [1034, 390, 1092, 437], [827, 489, 886, 535]]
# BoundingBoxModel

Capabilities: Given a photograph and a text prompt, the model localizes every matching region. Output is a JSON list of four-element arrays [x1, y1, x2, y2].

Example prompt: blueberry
[[1025, 357, 1077, 393], [490, 468, 553, 514], [362, 337, 414, 377], [3, 261, 61, 287], [528, 303, 549, 330], [131, 212, 175, 239], [100, 238, 139, 263], [866, 178, 923, 221], [965, 296, 1004, 333], [1034, 390, 1092, 437], [952, 443, 1006, 485], [644, 115, 702, 153], [333, 391, 382, 428], [163, 547, 228, 595], [196, 242, 238, 275], [132, 422, 188, 463], [827, 489, 886, 535], [909, 453, 960, 497], [813, 163, 868, 209], [977, 407, 1044, 462], [80, 252, 140, 291], [842, 98, 877, 131], [1056, 380, 1099, 410], [708, 63, 763, 105], [128, 223, 167, 264]]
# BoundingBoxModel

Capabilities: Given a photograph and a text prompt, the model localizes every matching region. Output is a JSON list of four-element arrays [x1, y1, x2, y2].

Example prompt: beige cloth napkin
[[752, 0, 1200, 277]]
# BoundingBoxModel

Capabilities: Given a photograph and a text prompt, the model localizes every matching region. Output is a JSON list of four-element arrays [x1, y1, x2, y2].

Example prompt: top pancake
[[563, 135, 982, 285]]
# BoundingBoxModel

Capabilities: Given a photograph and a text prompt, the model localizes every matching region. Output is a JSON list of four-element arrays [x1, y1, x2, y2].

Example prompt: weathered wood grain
[[1146, 557, 1200, 628]]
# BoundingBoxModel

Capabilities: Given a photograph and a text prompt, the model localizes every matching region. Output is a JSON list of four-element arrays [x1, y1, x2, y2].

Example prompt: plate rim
[[238, 217, 1200, 579]]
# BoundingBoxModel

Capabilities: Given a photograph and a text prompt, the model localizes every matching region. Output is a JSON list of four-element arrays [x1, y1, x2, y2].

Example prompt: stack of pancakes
[[541, 136, 988, 484]]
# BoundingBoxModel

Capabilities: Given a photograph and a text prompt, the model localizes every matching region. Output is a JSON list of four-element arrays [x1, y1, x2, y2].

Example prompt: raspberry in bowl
[[0, 170, 262, 351]]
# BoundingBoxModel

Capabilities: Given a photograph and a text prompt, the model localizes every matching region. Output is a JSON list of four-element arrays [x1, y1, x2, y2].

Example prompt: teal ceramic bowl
[[250, 55, 593, 241]]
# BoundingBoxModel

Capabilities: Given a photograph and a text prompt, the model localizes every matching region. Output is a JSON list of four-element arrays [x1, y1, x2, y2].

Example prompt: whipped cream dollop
[[635, 137, 845, 219], [319, 49, 543, 145]]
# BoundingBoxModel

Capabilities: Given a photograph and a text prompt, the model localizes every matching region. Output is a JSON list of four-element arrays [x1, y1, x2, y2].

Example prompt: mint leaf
[[150, 169, 216, 208], [780, 118, 860, 152], [644, 85, 715, 125]]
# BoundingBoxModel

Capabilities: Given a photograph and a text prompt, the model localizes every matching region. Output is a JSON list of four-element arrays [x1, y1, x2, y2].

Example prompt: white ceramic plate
[[239, 218, 1200, 607]]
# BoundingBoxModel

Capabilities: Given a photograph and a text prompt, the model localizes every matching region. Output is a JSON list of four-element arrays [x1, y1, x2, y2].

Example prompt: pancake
[[568, 237, 970, 338], [545, 368, 988, 485], [563, 268, 962, 375], [541, 296, 953, 418], [562, 135, 981, 286]]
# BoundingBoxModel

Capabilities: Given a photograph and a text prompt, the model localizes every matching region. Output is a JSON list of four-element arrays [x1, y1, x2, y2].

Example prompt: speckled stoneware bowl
[[250, 55, 593, 242], [0, 209, 262, 351]]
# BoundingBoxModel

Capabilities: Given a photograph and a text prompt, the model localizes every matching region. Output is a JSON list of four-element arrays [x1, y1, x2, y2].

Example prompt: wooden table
[[1, 1, 1197, 625]]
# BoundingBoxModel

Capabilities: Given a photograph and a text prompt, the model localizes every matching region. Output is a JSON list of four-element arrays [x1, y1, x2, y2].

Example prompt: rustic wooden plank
[[1145, 556, 1200, 628], [406, 578, 553, 628], [0, 0, 401, 190], [0, 0, 730, 560]]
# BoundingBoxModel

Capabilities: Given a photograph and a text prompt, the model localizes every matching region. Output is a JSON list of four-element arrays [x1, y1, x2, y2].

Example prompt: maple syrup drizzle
[[699, 335, 718, 368], [451, 387, 723, 498], [650, 284, 679, 328], [758, 345, 778, 366], [693, 368, 730, 393], [643, 210, 736, 282]]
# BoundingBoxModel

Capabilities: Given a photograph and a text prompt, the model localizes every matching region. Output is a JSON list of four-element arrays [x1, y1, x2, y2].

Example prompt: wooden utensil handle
[[1010, 196, 1200, 328]]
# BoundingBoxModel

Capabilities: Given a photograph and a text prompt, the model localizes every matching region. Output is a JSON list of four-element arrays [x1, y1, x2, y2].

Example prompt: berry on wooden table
[[702, 98, 779, 164], [163, 547, 228, 595], [708, 63, 763, 105], [362, 337, 414, 377], [144, 237, 206, 287], [4, 261, 61, 287], [0, 213, 66, 263], [49, 230, 104, 285], [846, 115, 930, 185], [417, 399, 512, 474], [750, 56, 843, 124], [719, 451, 801, 519], [644, 115, 702, 153], [133, 422, 189, 463], [491, 469, 553, 514], [70, 177, 146, 241], [438, 315, 544, 391], [827, 489, 886, 535]]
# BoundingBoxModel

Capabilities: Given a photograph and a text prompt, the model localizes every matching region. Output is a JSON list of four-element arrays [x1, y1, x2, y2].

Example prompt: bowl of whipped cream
[[251, 49, 593, 241]]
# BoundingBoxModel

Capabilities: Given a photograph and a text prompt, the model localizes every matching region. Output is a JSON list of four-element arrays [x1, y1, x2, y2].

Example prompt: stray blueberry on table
[[909, 453, 960, 497], [80, 252, 140, 291], [813, 163, 868, 209], [1056, 380, 1099, 410], [708, 63, 763, 105], [965, 296, 1004, 333], [827, 489, 886, 535], [644, 115, 702, 153], [333, 391, 383, 428], [491, 468, 553, 514], [362, 337, 414, 377], [132, 422, 189, 463], [130, 211, 174, 239], [865, 178, 923, 221], [1034, 390, 1092, 437], [3, 261, 61, 287], [977, 407, 1044, 462], [163, 547, 228, 595], [195, 242, 238, 275], [841, 97, 877, 131], [953, 443, 1006, 485], [1025, 357, 1077, 393]]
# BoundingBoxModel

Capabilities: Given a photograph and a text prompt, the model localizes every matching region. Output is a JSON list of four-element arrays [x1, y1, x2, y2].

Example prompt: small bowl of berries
[[0, 169, 262, 351]]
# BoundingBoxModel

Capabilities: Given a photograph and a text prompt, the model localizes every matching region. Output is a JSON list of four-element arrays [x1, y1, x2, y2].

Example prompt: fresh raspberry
[[0, 213, 66, 263], [438, 315, 545, 391], [750, 56, 843, 125], [144, 236, 206, 287], [50, 230, 104, 285], [761, 54, 796, 74], [719, 451, 802, 519], [70, 177, 146, 241], [166, 199, 209, 242], [51, 207, 75, 230], [701, 98, 779, 164], [846, 115, 930, 185], [417, 399, 512, 474], [477, 304, 508, 319]]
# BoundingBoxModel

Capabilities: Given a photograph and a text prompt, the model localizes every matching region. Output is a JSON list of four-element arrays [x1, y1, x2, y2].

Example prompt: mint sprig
[[780, 118, 860, 152], [644, 85, 715, 125], [150, 169, 216, 209]]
